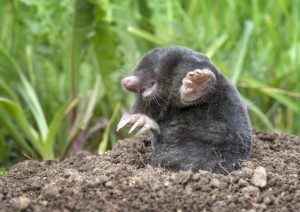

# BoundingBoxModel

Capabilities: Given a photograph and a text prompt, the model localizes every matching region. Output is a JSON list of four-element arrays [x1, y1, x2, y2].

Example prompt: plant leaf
[[127, 26, 168, 46], [82, 75, 100, 128], [45, 97, 79, 158], [19, 74, 49, 141], [241, 96, 273, 130], [206, 34, 228, 58], [98, 103, 120, 154], [243, 76, 300, 114], [0, 129, 9, 161], [0, 101, 38, 156], [231, 21, 253, 85]]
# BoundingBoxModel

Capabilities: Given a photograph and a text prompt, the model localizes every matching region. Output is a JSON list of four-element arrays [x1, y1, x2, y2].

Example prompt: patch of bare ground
[[0, 131, 299, 211]]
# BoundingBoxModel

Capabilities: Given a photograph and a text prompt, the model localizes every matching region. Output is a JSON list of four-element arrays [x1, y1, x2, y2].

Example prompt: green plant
[[0, 167, 7, 176], [0, 0, 122, 163], [104, 0, 300, 134]]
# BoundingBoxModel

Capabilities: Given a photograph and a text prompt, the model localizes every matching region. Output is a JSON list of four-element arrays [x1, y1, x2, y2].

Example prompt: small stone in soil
[[10, 196, 31, 210], [252, 166, 267, 188]]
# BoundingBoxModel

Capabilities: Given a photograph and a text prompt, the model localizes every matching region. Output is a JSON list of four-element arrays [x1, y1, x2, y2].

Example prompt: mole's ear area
[[179, 68, 216, 102]]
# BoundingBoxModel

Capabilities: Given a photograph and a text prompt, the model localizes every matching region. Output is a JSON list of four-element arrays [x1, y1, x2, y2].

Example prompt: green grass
[[0, 0, 299, 165], [0, 167, 7, 176]]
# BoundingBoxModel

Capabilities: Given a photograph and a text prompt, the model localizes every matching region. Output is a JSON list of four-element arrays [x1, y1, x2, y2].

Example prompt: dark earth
[[0, 130, 299, 212]]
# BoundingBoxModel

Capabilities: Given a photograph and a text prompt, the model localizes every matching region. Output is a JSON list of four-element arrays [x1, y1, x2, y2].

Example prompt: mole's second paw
[[117, 113, 160, 136], [180, 69, 215, 102]]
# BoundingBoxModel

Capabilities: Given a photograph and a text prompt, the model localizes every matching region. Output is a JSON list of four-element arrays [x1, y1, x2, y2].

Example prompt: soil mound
[[0, 131, 299, 211]]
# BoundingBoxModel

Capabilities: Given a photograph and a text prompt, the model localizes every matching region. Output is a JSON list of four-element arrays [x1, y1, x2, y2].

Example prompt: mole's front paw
[[180, 69, 215, 102], [117, 113, 160, 136]]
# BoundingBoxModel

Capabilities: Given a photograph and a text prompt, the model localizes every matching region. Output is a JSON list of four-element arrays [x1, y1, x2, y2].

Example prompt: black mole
[[117, 46, 252, 174]]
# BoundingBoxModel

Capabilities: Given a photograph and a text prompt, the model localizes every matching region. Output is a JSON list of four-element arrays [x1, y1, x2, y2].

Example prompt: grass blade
[[0, 131, 8, 161], [82, 75, 100, 128], [0, 46, 22, 77], [206, 34, 228, 58], [44, 97, 79, 159], [127, 26, 168, 46], [0, 97, 38, 142], [0, 78, 18, 101], [241, 96, 273, 130], [0, 99, 42, 156], [98, 103, 120, 154], [19, 75, 49, 141], [243, 77, 300, 114], [231, 21, 253, 85], [0, 112, 35, 156], [69, 0, 94, 99]]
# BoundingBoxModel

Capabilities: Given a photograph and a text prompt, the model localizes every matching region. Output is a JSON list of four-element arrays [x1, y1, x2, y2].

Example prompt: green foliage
[[0, 0, 300, 165], [0, 167, 7, 177], [0, 68, 79, 160], [108, 0, 300, 133], [0, 0, 121, 164]]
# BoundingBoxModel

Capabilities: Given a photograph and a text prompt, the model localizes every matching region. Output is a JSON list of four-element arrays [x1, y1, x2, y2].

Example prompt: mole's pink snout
[[121, 76, 140, 92]]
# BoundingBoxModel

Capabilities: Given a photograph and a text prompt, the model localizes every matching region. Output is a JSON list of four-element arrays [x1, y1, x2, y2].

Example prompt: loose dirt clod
[[0, 131, 300, 211], [252, 166, 267, 188], [9, 196, 31, 210]]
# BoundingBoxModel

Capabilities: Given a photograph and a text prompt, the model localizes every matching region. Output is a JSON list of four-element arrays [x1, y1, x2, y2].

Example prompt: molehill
[[0, 130, 299, 211]]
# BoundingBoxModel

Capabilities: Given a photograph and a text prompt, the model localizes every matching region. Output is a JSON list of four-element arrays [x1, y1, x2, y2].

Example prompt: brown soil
[[0, 131, 299, 212]]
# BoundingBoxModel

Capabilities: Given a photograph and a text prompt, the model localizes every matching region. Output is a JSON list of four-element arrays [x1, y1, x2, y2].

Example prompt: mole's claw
[[183, 78, 193, 84], [117, 113, 160, 136], [129, 116, 145, 134], [146, 121, 160, 134], [136, 121, 160, 136], [180, 68, 215, 102], [195, 69, 202, 74], [117, 114, 131, 131], [184, 87, 194, 94], [128, 123, 138, 134], [136, 127, 146, 136], [117, 119, 128, 131], [144, 123, 151, 131]]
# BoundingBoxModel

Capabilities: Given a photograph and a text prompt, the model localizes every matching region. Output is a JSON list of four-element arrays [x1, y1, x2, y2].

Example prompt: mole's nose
[[121, 76, 140, 92]]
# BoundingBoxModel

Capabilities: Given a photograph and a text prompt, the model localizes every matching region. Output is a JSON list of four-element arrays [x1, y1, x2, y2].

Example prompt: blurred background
[[0, 0, 299, 170]]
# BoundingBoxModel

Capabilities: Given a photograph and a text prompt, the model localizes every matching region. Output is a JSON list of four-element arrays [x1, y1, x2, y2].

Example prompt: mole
[[117, 46, 252, 174]]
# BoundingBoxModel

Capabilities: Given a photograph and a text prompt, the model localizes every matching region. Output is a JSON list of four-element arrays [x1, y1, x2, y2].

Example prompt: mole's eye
[[150, 80, 156, 86]]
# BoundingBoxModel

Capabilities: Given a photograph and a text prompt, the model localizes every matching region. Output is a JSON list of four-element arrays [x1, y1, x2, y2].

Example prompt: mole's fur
[[119, 46, 252, 174]]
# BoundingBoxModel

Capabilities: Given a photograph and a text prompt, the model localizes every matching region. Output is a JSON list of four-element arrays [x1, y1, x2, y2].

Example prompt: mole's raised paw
[[180, 69, 215, 102], [117, 113, 160, 136]]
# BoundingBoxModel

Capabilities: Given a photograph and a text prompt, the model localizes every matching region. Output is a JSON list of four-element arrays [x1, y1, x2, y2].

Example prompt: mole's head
[[121, 46, 216, 107]]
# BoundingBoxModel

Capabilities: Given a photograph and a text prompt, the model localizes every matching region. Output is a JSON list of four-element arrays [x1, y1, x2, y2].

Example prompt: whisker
[[154, 96, 161, 106], [156, 93, 167, 104]]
